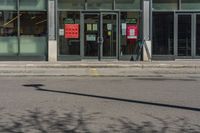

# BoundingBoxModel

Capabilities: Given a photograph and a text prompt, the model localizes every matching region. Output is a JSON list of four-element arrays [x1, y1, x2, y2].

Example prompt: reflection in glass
[[152, 12, 174, 55], [0, 0, 16, 10], [58, 0, 84, 10], [0, 11, 18, 54], [20, 12, 47, 55], [87, 0, 112, 10], [19, 0, 46, 11], [58, 12, 80, 55], [178, 15, 191, 56], [181, 0, 200, 10], [115, 0, 140, 10], [153, 0, 178, 10]]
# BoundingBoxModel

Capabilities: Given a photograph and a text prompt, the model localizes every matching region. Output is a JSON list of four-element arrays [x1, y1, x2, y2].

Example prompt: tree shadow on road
[[0, 108, 200, 133], [0, 108, 99, 133]]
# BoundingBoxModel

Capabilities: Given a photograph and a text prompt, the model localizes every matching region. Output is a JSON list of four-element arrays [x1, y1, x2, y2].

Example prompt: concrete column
[[48, 0, 57, 62], [143, 41, 152, 61], [48, 40, 57, 62], [143, 0, 152, 61]]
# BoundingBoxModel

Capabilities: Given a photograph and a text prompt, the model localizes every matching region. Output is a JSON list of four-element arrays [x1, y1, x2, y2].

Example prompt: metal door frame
[[81, 12, 119, 60], [175, 13, 195, 58]]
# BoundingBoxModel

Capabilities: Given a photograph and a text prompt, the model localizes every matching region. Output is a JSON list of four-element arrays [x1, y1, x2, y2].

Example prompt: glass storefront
[[152, 0, 200, 59], [0, 0, 47, 60], [2, 0, 200, 61], [57, 0, 142, 60]]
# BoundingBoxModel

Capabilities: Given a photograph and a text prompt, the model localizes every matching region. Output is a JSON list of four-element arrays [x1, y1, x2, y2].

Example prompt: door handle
[[97, 37, 104, 44]]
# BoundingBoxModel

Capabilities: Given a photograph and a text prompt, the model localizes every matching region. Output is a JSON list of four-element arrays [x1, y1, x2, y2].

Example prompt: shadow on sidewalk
[[23, 84, 200, 112]]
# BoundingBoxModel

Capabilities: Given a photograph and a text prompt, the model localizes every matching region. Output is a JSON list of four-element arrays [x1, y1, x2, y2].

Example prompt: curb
[[0, 64, 199, 69]]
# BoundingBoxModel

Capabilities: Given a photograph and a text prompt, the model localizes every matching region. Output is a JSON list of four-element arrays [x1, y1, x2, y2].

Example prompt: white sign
[[127, 29, 137, 39], [130, 29, 135, 36], [59, 29, 64, 36], [92, 24, 98, 31], [87, 24, 92, 31], [107, 24, 112, 30], [122, 23, 126, 36], [86, 34, 96, 41]]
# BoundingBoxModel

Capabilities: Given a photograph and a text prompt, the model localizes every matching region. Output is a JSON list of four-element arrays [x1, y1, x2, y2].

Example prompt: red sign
[[65, 24, 79, 39], [126, 25, 138, 40]]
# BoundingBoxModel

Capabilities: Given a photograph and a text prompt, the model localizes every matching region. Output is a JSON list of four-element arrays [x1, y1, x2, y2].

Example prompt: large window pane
[[19, 0, 46, 11], [181, 0, 200, 10], [115, 0, 141, 10], [153, 12, 174, 55], [20, 36, 46, 55], [196, 15, 200, 56], [0, 0, 16, 10], [120, 12, 141, 55], [58, 0, 84, 10], [87, 0, 112, 10], [153, 0, 178, 10], [58, 12, 80, 55], [20, 12, 47, 55], [0, 11, 18, 55], [178, 15, 191, 56]]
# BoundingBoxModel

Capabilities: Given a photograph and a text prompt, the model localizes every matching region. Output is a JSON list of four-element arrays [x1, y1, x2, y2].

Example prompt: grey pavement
[[0, 76, 200, 133], [0, 60, 200, 76]]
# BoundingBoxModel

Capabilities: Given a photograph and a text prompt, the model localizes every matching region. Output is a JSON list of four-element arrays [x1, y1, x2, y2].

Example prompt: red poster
[[126, 25, 138, 40], [65, 24, 79, 39]]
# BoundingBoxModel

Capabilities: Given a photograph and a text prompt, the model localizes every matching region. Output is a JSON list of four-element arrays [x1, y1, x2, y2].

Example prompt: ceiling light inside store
[[31, 16, 36, 20], [3, 14, 22, 27], [36, 19, 47, 25]]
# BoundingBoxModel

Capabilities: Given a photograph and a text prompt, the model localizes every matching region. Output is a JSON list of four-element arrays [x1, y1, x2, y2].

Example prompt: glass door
[[177, 14, 192, 56], [83, 13, 100, 58], [176, 13, 200, 58], [83, 12, 118, 60], [101, 13, 118, 58]]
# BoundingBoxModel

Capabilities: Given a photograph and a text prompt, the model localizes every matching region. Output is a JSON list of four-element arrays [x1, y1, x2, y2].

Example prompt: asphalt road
[[0, 76, 200, 133]]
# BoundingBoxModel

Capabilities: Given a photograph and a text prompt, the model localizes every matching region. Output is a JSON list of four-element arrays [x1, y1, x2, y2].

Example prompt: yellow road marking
[[89, 68, 99, 76]]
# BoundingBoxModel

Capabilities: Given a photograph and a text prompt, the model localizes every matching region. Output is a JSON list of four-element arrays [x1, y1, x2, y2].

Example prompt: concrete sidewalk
[[1, 60, 200, 68], [0, 60, 200, 76]]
